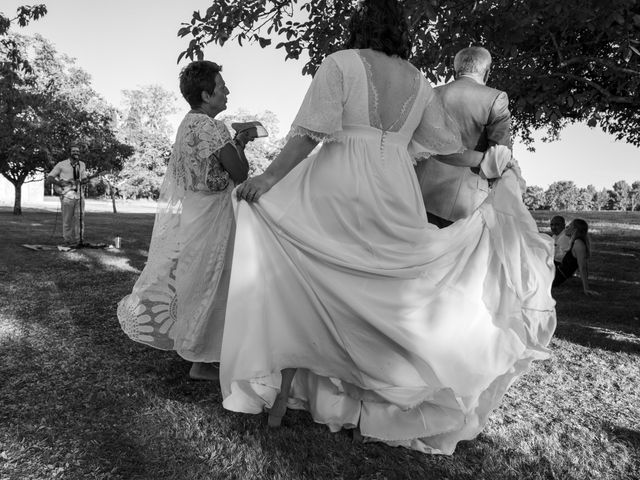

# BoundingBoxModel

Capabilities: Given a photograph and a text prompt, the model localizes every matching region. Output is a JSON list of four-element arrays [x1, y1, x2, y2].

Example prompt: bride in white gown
[[224, 0, 556, 455]]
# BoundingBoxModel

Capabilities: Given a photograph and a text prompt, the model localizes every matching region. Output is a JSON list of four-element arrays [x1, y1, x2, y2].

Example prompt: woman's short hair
[[179, 60, 222, 109], [344, 0, 411, 59], [454, 47, 492, 75]]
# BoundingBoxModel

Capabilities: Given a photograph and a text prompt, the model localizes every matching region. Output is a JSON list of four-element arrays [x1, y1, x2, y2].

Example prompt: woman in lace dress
[[118, 61, 251, 381], [224, 0, 556, 455]]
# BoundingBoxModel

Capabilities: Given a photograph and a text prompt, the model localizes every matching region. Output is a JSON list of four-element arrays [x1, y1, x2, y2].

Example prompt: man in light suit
[[416, 46, 512, 228]]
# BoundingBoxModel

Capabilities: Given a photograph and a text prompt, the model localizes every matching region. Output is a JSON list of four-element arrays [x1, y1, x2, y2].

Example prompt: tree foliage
[[523, 185, 545, 210], [544, 181, 580, 210], [0, 33, 132, 214], [0, 4, 47, 73], [219, 109, 286, 176], [178, 0, 640, 147], [114, 85, 177, 200]]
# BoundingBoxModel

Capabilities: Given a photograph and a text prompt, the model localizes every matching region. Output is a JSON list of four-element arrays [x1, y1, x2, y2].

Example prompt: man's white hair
[[453, 46, 492, 75]]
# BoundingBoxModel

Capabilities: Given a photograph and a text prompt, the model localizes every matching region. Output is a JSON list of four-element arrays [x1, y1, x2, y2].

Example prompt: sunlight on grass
[[591, 275, 640, 285], [0, 314, 23, 341], [591, 222, 640, 231], [57, 250, 142, 273], [97, 255, 141, 273]]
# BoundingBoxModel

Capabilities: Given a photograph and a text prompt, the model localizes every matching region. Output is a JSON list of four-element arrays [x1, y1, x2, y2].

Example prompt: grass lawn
[[0, 206, 638, 480]]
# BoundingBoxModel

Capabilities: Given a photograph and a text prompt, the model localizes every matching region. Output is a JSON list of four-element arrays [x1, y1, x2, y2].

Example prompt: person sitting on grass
[[550, 215, 571, 264], [552, 218, 599, 296]]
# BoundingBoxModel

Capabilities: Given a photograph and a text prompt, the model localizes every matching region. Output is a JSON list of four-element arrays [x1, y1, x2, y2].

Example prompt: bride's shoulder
[[324, 49, 359, 65]]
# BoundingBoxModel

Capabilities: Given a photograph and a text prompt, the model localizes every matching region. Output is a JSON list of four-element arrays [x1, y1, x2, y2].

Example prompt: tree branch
[[560, 56, 640, 76], [548, 31, 564, 64], [544, 72, 635, 104]]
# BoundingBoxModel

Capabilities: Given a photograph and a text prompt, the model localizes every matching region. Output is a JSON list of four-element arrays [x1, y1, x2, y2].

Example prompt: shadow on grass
[[2, 208, 638, 479], [0, 255, 532, 480], [606, 423, 640, 450], [554, 322, 640, 355]]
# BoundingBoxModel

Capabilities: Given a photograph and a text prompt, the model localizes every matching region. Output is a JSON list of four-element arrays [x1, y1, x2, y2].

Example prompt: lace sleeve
[[165, 115, 233, 194], [148, 116, 233, 261], [408, 80, 464, 162], [187, 117, 233, 187], [194, 118, 233, 166], [288, 55, 343, 143]]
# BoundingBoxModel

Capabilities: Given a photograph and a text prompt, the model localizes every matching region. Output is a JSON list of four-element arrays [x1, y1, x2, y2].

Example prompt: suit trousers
[[60, 196, 84, 244]]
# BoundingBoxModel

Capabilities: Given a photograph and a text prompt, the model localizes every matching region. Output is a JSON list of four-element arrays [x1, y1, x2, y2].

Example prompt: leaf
[[258, 37, 272, 48], [587, 117, 597, 128], [177, 26, 191, 37]]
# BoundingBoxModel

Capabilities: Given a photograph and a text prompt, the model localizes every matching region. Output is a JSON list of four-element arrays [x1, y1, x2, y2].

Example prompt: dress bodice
[[289, 49, 462, 158], [170, 113, 233, 193]]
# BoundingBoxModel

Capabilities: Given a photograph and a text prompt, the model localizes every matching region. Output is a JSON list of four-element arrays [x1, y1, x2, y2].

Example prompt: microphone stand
[[71, 171, 106, 250], [77, 177, 85, 248]]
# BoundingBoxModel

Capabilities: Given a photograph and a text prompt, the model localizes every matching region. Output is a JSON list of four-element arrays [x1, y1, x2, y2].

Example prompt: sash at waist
[[339, 125, 410, 147]]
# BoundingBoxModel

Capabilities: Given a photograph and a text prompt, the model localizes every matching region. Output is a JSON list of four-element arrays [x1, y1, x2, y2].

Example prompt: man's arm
[[479, 91, 513, 180], [46, 164, 62, 186], [486, 91, 511, 148]]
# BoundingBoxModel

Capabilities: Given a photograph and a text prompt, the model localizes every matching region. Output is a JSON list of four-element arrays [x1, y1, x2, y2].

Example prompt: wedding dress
[[220, 49, 556, 454], [117, 113, 236, 363]]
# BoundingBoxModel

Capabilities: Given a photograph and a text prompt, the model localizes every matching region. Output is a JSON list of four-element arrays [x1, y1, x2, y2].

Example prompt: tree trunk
[[110, 189, 118, 214], [104, 179, 118, 214], [13, 180, 22, 215]]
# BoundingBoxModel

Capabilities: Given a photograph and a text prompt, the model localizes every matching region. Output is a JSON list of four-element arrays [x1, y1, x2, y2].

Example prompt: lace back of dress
[[357, 49, 420, 132]]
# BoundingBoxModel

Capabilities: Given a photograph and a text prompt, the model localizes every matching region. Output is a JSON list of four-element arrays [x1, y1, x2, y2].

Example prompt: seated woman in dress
[[552, 218, 599, 296], [223, 0, 556, 455], [118, 60, 253, 380]]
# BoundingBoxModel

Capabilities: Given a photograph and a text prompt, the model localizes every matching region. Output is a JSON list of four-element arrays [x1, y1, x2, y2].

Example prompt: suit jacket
[[416, 76, 511, 222]]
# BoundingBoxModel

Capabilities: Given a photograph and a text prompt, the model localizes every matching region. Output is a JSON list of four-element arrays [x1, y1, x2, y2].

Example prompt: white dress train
[[219, 49, 556, 455]]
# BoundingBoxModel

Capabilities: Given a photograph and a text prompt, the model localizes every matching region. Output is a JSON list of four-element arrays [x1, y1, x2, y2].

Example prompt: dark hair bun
[[345, 0, 411, 59]]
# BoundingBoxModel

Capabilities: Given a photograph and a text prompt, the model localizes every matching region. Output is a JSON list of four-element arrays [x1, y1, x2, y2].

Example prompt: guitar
[[53, 171, 107, 197]]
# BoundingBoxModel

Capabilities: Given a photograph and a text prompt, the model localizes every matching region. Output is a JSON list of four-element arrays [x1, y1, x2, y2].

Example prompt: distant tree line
[[523, 180, 640, 211]]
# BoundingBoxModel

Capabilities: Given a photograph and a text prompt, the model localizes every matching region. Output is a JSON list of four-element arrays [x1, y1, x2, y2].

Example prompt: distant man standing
[[416, 46, 512, 227], [46, 143, 87, 245]]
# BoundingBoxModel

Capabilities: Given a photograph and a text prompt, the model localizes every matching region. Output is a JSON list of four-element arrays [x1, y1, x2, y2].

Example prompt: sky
[[4, 0, 639, 189]]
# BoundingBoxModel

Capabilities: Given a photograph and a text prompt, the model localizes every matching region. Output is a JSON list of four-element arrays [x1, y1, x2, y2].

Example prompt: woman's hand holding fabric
[[236, 173, 277, 203]]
